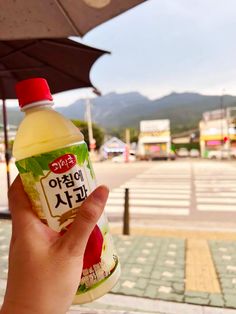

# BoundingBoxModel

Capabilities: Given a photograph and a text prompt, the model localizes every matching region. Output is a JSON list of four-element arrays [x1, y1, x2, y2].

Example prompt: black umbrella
[[0, 38, 109, 192]]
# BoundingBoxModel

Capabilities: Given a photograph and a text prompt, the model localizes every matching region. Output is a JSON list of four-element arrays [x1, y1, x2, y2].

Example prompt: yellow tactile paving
[[185, 238, 221, 293]]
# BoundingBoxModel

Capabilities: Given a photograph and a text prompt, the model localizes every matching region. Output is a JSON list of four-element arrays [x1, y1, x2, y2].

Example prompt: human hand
[[0, 175, 109, 314]]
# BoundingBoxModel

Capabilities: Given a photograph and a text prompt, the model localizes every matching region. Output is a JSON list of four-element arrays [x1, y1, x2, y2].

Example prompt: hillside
[[56, 92, 151, 128], [1, 92, 236, 134], [57, 92, 236, 133]]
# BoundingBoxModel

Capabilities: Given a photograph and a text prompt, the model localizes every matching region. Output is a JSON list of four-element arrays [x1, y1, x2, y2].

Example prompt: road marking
[[107, 199, 190, 207], [105, 206, 189, 215], [196, 188, 236, 192], [185, 239, 221, 293], [109, 192, 190, 199], [121, 184, 190, 189], [197, 204, 236, 212], [123, 182, 191, 186], [195, 175, 236, 179], [197, 197, 236, 204], [197, 192, 236, 197], [195, 183, 236, 187], [112, 188, 191, 194], [137, 175, 191, 178]]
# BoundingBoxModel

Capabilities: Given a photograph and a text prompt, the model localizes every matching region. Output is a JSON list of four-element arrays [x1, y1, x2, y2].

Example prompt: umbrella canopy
[[0, 38, 108, 98], [0, 38, 108, 191], [0, 0, 147, 40]]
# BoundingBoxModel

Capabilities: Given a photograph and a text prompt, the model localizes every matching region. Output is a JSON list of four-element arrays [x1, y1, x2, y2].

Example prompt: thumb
[[60, 185, 109, 257]]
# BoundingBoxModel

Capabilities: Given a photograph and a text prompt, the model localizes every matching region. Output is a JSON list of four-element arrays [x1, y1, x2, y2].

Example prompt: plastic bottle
[[13, 78, 120, 304]]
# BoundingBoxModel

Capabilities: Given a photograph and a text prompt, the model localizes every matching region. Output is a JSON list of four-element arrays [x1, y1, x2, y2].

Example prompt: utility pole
[[86, 98, 96, 154], [2, 98, 10, 191], [125, 128, 130, 162], [220, 92, 224, 160]]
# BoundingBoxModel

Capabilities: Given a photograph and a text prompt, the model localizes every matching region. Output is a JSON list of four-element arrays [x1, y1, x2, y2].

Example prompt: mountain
[[2, 92, 236, 134], [56, 92, 151, 129], [143, 93, 236, 133], [57, 91, 236, 133]]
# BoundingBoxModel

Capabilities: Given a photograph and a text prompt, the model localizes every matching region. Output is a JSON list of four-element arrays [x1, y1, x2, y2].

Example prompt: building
[[199, 107, 236, 157], [101, 137, 126, 159], [137, 119, 171, 160], [172, 129, 199, 150]]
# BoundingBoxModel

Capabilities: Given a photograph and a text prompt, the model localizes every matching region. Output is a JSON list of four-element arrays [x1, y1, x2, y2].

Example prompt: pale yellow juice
[[13, 78, 120, 304]]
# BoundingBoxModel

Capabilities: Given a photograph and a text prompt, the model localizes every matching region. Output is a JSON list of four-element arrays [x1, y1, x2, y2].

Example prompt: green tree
[[108, 127, 139, 143], [71, 120, 105, 150]]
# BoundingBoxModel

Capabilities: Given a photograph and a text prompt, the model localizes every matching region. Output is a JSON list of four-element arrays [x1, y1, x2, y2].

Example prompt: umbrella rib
[[0, 67, 46, 73], [0, 41, 39, 61], [55, 0, 83, 37], [2, 40, 90, 86], [0, 40, 43, 86], [42, 39, 110, 55]]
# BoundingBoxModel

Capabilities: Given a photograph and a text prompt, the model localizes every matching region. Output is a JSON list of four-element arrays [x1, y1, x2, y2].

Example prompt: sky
[[7, 0, 236, 106]]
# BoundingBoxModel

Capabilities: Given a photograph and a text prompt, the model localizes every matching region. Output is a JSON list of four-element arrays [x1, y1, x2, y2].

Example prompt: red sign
[[49, 154, 76, 174], [90, 143, 96, 149]]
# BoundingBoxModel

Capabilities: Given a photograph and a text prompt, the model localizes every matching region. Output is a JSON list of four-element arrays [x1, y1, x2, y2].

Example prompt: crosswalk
[[1, 160, 236, 219], [105, 161, 236, 218], [105, 162, 191, 217]]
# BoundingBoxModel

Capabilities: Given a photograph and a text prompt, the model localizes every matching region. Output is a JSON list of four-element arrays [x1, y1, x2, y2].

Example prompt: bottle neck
[[22, 100, 54, 113]]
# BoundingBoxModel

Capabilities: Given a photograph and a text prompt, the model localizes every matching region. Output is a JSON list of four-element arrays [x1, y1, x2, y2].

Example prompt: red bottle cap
[[15, 78, 53, 108]]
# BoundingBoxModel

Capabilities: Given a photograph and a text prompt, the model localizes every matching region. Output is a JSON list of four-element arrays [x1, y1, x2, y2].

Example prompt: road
[[104, 160, 236, 223], [0, 161, 151, 210], [1, 159, 236, 224]]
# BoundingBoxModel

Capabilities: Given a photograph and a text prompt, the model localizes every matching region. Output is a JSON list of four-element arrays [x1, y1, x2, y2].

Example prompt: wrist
[[1, 300, 51, 314]]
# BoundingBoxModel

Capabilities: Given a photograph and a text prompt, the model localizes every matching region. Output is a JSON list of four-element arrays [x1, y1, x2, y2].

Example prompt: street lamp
[[86, 98, 96, 152], [86, 89, 102, 155]]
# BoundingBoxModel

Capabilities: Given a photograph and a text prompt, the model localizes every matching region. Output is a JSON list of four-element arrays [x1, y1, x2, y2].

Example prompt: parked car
[[189, 149, 200, 158], [208, 149, 236, 160], [112, 153, 136, 163], [177, 148, 189, 157]]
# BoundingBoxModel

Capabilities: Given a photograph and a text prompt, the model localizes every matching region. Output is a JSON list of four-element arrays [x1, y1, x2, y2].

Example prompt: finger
[[60, 185, 109, 257], [8, 175, 38, 235]]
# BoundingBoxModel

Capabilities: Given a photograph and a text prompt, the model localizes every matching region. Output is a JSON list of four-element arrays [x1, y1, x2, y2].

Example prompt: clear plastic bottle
[[13, 78, 120, 304]]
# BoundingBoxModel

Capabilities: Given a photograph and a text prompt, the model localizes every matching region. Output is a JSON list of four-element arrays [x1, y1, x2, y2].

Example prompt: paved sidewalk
[[1, 220, 236, 313], [71, 294, 236, 314]]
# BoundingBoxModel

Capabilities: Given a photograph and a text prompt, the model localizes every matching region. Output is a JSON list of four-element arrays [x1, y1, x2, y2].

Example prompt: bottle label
[[16, 141, 119, 296]]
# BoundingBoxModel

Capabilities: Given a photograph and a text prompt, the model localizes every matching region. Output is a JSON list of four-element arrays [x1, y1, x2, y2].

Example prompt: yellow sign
[[139, 131, 170, 138], [200, 134, 236, 141]]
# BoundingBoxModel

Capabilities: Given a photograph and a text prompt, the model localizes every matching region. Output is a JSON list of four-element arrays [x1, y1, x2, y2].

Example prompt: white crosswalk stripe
[[194, 162, 236, 212], [197, 204, 236, 212], [105, 162, 191, 217]]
